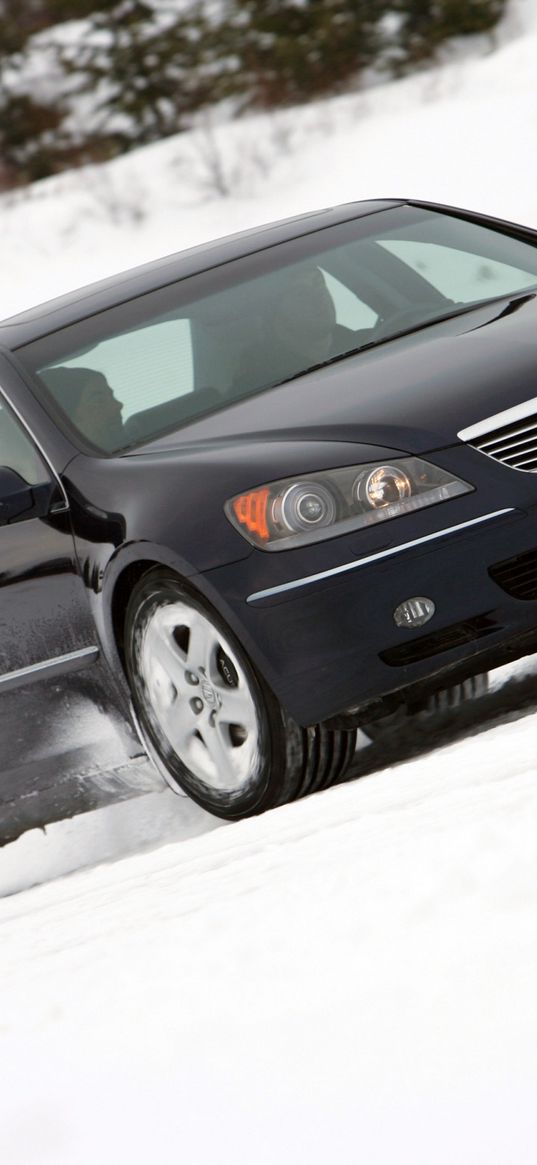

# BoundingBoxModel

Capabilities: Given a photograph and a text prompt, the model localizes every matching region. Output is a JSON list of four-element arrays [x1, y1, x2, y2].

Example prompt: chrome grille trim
[[459, 395, 537, 441], [478, 423, 537, 450], [508, 452, 537, 468], [459, 400, 537, 471]]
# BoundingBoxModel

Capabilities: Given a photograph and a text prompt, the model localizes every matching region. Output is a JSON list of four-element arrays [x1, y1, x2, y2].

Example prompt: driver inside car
[[233, 264, 356, 393], [41, 366, 124, 451]]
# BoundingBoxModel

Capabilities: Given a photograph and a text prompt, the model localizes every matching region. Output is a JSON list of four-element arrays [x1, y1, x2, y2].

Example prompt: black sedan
[[2, 197, 537, 821]]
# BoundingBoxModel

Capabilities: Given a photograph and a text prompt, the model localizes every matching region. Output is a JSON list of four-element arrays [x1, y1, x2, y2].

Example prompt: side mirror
[[0, 467, 54, 525]]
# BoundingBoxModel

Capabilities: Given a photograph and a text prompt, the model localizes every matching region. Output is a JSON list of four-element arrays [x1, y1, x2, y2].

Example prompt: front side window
[[0, 396, 50, 485], [18, 204, 537, 454]]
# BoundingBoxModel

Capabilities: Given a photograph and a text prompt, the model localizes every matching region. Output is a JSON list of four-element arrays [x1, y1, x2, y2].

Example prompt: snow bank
[[1, 0, 537, 319]]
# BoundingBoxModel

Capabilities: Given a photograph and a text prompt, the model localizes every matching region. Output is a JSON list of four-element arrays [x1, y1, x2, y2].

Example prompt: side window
[[378, 240, 537, 303], [0, 398, 49, 485]]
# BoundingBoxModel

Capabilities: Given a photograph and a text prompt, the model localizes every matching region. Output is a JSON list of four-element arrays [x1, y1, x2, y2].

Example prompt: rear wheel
[[124, 569, 356, 819]]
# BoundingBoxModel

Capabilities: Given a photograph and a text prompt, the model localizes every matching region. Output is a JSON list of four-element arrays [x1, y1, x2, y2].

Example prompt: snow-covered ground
[[2, 1, 537, 1160], [3, 697, 537, 1164]]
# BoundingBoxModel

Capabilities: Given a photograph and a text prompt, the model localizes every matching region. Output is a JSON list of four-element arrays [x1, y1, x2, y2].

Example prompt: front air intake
[[380, 613, 498, 666], [489, 547, 537, 600]]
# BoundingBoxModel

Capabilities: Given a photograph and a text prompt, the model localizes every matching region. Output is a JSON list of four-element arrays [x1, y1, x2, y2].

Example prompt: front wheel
[[124, 570, 356, 819]]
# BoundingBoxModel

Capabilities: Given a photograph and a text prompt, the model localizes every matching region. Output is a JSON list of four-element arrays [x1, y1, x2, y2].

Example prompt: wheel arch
[[96, 541, 199, 679], [111, 558, 159, 664], [103, 544, 298, 732], [107, 550, 246, 670]]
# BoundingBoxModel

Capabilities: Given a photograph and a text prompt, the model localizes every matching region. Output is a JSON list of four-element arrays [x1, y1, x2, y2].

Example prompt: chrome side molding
[[0, 645, 99, 692], [247, 509, 515, 603]]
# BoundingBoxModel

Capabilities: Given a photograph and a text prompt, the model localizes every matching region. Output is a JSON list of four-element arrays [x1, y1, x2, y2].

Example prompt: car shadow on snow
[[344, 661, 537, 785]]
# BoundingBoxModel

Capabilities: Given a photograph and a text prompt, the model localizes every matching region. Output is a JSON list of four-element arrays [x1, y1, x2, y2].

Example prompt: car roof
[[0, 198, 403, 349]]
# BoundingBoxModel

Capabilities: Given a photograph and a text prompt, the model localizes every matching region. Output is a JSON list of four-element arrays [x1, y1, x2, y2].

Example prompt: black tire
[[124, 569, 356, 819]]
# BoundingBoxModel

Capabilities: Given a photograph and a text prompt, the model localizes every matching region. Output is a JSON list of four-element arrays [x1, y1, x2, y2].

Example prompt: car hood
[[128, 291, 537, 459]]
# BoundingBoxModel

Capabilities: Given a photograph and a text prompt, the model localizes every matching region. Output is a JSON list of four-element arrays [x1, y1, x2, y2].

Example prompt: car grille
[[489, 547, 537, 600], [464, 413, 537, 471]]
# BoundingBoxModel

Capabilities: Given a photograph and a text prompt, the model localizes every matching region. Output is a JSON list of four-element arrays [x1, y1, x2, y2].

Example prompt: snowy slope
[[3, 706, 537, 1163], [2, 2, 537, 1161], [1, 0, 537, 320]]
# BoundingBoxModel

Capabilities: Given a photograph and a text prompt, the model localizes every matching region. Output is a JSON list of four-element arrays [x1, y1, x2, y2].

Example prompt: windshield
[[19, 204, 537, 453]]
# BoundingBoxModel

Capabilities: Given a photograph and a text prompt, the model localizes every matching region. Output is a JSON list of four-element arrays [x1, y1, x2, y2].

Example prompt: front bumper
[[202, 446, 537, 726]]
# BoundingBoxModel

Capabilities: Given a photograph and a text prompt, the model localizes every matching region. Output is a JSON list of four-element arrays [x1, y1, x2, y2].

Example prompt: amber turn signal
[[232, 487, 270, 541]]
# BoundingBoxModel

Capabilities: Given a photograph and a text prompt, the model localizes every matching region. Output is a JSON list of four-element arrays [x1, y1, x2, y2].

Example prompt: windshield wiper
[[283, 289, 537, 384]]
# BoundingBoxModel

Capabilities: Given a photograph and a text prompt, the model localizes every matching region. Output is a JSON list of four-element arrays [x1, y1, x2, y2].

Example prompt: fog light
[[393, 596, 436, 629]]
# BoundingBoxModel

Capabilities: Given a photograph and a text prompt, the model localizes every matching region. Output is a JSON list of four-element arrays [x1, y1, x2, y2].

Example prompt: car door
[[0, 392, 105, 770], [0, 393, 98, 680]]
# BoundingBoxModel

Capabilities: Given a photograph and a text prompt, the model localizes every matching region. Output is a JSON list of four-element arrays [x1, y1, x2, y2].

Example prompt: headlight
[[276, 482, 338, 533], [225, 457, 473, 551], [354, 465, 412, 509]]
